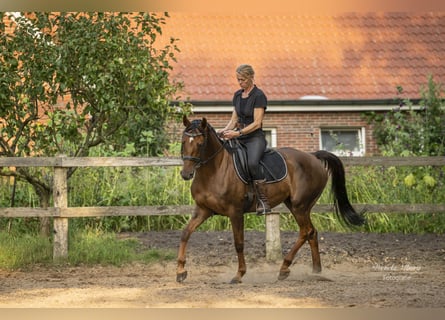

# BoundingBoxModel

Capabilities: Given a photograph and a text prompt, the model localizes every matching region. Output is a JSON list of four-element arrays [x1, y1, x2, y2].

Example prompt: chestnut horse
[[177, 116, 364, 283]]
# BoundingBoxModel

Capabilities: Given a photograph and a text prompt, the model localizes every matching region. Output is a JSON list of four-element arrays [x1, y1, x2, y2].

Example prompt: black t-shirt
[[232, 85, 267, 126]]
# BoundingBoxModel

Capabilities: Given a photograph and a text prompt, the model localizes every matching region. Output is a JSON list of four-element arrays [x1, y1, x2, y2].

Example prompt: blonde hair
[[236, 64, 255, 79]]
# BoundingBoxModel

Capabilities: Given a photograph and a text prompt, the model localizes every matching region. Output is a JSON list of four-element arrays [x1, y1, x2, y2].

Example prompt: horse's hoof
[[230, 277, 242, 284], [278, 270, 290, 280], [176, 271, 188, 283]]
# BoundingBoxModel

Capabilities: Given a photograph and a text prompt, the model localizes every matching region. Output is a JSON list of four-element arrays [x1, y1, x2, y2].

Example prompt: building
[[160, 13, 445, 156]]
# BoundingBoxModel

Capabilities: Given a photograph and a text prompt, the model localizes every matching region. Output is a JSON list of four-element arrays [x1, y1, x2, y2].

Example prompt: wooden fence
[[1, 156, 444, 261]]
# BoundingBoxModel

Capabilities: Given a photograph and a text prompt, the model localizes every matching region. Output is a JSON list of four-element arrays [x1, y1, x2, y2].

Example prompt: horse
[[177, 115, 365, 283]]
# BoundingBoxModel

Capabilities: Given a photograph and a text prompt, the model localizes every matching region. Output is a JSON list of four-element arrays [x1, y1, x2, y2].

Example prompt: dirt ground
[[0, 230, 444, 308]]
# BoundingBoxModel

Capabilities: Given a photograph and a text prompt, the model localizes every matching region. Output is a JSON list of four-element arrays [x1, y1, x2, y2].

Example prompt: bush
[[366, 75, 445, 157]]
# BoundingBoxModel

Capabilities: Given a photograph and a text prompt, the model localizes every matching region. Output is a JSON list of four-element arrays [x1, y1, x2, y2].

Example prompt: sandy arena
[[0, 230, 444, 308]]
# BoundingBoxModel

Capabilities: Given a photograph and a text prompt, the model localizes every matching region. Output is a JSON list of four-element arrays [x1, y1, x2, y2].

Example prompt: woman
[[219, 64, 270, 214]]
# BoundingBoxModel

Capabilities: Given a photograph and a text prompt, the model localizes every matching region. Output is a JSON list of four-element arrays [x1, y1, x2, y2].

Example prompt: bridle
[[181, 123, 225, 170]]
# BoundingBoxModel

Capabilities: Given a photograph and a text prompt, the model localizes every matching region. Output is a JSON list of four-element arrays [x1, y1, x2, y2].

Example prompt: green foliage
[[0, 229, 175, 270], [365, 75, 445, 156], [2, 160, 444, 235], [362, 77, 445, 228], [1, 161, 444, 269], [0, 231, 52, 269], [344, 165, 444, 205], [312, 165, 445, 233], [65, 143, 192, 232], [0, 12, 190, 210], [363, 212, 445, 234], [67, 229, 175, 266]]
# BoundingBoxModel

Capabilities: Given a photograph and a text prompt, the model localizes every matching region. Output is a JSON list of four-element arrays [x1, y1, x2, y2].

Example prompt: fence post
[[53, 155, 69, 259], [265, 212, 282, 261]]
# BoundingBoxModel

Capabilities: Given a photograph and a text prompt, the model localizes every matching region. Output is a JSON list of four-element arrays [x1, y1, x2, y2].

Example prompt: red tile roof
[[159, 13, 445, 101]]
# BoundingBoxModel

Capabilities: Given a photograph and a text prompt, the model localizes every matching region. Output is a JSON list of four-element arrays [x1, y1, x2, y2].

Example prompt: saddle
[[226, 139, 288, 185]]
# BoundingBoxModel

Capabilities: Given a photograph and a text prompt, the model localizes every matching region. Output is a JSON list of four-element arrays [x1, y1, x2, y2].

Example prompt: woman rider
[[218, 64, 270, 215]]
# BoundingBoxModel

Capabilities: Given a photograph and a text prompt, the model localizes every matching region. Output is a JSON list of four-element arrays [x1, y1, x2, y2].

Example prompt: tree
[[366, 75, 445, 156], [0, 12, 189, 235]]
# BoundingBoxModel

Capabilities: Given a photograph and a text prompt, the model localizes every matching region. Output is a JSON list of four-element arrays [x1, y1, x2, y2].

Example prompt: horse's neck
[[204, 136, 227, 169], [196, 138, 235, 183]]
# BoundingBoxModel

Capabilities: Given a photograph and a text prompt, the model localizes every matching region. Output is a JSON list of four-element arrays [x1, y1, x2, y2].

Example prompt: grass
[[362, 212, 445, 234], [67, 229, 175, 266], [198, 211, 445, 234], [0, 232, 52, 269], [0, 229, 175, 270]]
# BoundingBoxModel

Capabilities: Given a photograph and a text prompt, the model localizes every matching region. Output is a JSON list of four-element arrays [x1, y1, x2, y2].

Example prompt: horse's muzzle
[[180, 169, 195, 180]]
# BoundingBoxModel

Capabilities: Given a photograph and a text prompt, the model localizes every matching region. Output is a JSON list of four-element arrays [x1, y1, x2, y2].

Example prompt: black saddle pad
[[228, 140, 288, 184]]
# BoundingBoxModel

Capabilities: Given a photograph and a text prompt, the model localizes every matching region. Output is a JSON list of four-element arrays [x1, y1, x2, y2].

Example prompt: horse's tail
[[313, 150, 366, 227]]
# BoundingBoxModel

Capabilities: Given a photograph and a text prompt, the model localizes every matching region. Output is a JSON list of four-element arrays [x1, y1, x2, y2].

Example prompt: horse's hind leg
[[308, 227, 321, 273], [278, 232, 306, 280], [176, 206, 212, 283], [278, 208, 321, 280]]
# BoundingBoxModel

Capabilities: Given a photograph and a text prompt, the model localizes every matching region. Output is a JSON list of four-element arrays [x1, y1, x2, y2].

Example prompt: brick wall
[[175, 110, 381, 156]]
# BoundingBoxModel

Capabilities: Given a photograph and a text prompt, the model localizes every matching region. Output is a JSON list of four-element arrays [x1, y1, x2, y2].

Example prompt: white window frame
[[319, 127, 366, 156], [263, 128, 277, 148]]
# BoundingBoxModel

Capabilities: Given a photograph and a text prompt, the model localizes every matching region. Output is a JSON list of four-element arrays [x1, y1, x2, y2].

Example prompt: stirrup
[[253, 179, 271, 215], [256, 200, 271, 215]]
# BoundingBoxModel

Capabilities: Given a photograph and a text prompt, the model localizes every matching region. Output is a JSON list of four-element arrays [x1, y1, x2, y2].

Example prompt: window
[[263, 128, 277, 148], [320, 128, 365, 156]]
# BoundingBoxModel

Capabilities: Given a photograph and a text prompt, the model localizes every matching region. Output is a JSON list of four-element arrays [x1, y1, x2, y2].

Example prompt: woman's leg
[[244, 135, 270, 214], [245, 136, 267, 180]]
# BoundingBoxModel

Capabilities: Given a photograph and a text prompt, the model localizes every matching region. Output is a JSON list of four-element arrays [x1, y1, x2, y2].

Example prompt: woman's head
[[236, 64, 255, 90], [236, 64, 255, 79]]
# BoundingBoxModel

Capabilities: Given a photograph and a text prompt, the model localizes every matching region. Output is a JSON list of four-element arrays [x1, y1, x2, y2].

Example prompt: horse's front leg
[[229, 214, 246, 284], [176, 206, 212, 283]]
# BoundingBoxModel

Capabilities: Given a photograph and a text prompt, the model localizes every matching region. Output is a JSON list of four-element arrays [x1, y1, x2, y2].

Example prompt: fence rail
[[1, 155, 444, 260], [2, 155, 445, 168], [2, 203, 445, 219]]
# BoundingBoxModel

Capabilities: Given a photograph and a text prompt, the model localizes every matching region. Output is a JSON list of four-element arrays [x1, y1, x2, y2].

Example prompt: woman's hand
[[221, 129, 241, 140]]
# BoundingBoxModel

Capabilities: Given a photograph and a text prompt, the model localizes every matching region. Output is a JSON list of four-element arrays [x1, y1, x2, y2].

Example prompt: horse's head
[[180, 115, 210, 180]]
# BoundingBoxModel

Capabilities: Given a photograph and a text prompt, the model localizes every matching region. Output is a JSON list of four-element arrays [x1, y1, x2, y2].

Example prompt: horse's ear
[[183, 115, 191, 127], [201, 117, 208, 130]]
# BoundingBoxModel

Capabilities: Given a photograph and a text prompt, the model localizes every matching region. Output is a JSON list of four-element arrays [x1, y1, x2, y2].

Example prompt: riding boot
[[254, 179, 271, 215]]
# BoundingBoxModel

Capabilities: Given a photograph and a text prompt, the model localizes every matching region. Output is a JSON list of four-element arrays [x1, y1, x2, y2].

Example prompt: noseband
[[181, 123, 224, 169]]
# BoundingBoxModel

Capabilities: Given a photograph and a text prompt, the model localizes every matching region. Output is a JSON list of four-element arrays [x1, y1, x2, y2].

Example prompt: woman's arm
[[218, 109, 238, 132], [222, 107, 265, 140], [239, 107, 264, 135]]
